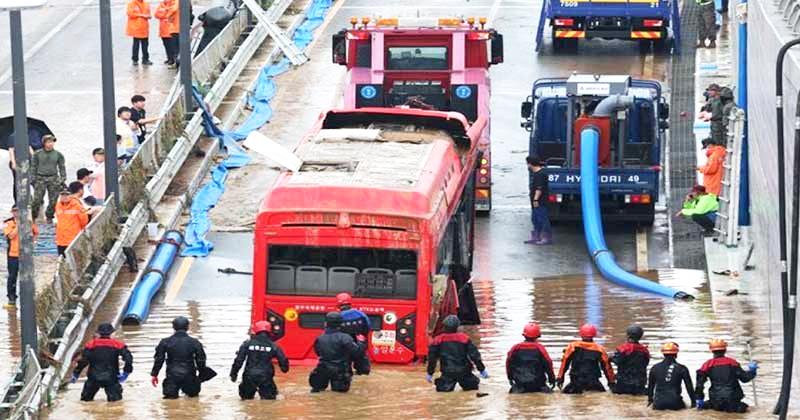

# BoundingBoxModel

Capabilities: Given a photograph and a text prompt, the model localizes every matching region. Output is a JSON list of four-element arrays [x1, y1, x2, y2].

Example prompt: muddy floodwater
[[44, 263, 791, 419]]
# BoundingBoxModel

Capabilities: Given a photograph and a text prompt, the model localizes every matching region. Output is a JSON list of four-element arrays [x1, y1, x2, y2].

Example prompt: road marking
[[164, 257, 194, 305], [0, 0, 95, 88], [489, 0, 504, 22], [339, 5, 534, 9]]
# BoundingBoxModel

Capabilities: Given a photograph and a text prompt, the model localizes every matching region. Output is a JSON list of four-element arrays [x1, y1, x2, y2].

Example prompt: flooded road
[[35, 0, 796, 418], [44, 240, 785, 418]]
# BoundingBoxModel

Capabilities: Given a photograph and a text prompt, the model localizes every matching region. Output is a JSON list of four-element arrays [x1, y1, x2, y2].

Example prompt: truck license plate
[[371, 330, 396, 346]]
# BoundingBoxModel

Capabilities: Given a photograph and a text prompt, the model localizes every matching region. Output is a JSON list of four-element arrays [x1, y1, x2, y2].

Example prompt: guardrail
[[778, 0, 800, 33], [0, 2, 297, 416], [0, 348, 42, 420]]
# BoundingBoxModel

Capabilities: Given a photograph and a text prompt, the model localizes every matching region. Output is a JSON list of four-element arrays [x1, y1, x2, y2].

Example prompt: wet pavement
[[34, 0, 797, 418]]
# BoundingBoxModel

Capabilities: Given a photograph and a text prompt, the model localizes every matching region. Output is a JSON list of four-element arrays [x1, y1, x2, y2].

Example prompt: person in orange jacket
[[55, 183, 90, 256], [4, 206, 39, 309], [154, 0, 178, 66], [557, 324, 616, 394], [126, 0, 152, 65], [697, 138, 726, 197]]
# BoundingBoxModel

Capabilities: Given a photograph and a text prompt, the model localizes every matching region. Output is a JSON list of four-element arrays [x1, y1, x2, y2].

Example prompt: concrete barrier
[[0, 2, 296, 416]]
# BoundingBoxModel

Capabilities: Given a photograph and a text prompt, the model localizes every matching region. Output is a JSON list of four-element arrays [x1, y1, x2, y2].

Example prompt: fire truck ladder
[[242, 0, 308, 65], [714, 108, 746, 247]]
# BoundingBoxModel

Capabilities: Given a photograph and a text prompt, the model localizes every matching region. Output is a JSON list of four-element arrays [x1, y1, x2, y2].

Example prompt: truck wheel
[[653, 38, 671, 55]]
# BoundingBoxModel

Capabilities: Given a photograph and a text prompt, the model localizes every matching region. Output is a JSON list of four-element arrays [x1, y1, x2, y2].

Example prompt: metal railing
[[0, 1, 295, 416], [776, 0, 800, 34], [0, 347, 42, 420]]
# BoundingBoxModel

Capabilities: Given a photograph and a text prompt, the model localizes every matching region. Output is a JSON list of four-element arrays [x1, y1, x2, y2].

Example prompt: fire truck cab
[[332, 17, 503, 212]]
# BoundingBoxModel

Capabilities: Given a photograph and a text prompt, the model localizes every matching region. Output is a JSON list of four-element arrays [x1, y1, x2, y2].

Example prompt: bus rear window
[[266, 245, 418, 299], [386, 46, 448, 70]]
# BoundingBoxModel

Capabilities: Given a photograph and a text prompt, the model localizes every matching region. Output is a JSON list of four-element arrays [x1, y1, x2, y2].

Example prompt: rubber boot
[[524, 230, 540, 244], [536, 233, 553, 245], [708, 40, 716, 48]]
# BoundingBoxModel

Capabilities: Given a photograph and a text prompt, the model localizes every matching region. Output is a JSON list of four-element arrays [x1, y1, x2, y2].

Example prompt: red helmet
[[523, 323, 541, 339], [579, 323, 597, 338], [336, 292, 352, 306], [252, 320, 272, 335]]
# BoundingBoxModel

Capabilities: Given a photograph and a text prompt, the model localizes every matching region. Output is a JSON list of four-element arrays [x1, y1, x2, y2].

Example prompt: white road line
[[489, 0, 504, 22], [0, 0, 95, 88]]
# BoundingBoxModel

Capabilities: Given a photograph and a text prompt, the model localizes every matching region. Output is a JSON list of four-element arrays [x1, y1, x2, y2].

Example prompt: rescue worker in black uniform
[[150, 316, 209, 399], [426, 315, 489, 392], [647, 342, 697, 410], [337, 292, 372, 375], [557, 324, 616, 394], [71, 323, 133, 402], [309, 311, 367, 393], [610, 325, 650, 395], [230, 320, 290, 400], [505, 322, 555, 393], [695, 339, 758, 413]]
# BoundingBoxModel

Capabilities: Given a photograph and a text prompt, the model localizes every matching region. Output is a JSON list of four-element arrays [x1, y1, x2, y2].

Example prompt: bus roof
[[258, 108, 480, 220]]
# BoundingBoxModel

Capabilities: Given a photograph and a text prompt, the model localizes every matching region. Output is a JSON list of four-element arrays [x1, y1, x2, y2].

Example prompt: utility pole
[[99, 0, 119, 208], [5, 1, 47, 354], [179, 0, 193, 117]]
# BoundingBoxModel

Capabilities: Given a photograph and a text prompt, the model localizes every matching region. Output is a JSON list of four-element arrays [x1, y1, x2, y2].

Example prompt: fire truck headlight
[[284, 308, 298, 322], [384, 312, 397, 325]]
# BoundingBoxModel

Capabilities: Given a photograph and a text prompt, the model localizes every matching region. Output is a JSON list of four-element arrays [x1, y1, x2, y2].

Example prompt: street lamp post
[[1, 0, 47, 354], [99, 0, 119, 208], [179, 0, 192, 117]]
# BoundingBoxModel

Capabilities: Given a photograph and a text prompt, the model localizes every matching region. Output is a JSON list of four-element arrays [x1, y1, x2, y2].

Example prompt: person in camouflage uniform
[[31, 135, 66, 222]]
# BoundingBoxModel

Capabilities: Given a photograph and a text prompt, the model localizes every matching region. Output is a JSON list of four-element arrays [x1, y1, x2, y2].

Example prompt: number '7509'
[[560, 0, 579, 7]]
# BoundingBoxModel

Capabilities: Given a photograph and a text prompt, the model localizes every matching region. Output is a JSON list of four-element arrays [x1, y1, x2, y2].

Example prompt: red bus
[[251, 107, 485, 363]]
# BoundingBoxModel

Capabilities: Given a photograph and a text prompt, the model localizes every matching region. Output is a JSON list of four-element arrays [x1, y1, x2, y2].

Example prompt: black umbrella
[[0, 116, 54, 151]]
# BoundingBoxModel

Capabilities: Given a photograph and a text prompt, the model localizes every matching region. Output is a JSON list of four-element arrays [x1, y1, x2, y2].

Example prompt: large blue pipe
[[579, 127, 693, 300], [123, 230, 184, 325]]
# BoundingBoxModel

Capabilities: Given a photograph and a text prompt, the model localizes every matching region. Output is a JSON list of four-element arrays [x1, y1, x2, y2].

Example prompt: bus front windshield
[[266, 245, 418, 300]]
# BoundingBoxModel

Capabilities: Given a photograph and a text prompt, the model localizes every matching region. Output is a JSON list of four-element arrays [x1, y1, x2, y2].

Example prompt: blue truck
[[520, 75, 669, 225], [534, 0, 681, 53]]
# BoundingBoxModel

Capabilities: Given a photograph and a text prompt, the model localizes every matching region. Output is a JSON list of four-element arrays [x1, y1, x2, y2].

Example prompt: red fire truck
[[331, 17, 503, 213], [251, 107, 484, 363]]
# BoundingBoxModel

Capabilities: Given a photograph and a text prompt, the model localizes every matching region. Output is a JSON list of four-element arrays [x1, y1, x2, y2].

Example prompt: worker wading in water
[[611, 325, 650, 395], [426, 315, 489, 392], [309, 311, 367, 393], [230, 320, 290, 400], [647, 342, 697, 410], [695, 339, 757, 413], [336, 292, 372, 375], [506, 323, 555, 393], [557, 324, 616, 393]]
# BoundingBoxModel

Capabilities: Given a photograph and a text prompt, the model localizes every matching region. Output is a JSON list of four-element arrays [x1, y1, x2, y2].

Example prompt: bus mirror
[[658, 101, 669, 120], [332, 31, 347, 65], [521, 101, 533, 119], [490, 31, 504, 65]]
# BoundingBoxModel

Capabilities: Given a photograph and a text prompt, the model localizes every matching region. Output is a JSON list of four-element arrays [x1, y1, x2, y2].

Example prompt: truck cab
[[331, 17, 503, 212], [520, 74, 669, 224]]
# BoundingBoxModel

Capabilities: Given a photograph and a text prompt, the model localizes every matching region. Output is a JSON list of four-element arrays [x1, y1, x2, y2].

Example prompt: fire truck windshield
[[386, 46, 448, 70], [267, 245, 418, 299]]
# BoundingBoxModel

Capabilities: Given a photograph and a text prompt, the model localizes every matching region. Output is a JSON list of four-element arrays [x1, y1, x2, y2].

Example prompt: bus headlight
[[267, 309, 286, 340]]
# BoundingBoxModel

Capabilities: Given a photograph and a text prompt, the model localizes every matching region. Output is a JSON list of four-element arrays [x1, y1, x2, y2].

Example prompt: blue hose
[[123, 230, 184, 325], [579, 127, 693, 300]]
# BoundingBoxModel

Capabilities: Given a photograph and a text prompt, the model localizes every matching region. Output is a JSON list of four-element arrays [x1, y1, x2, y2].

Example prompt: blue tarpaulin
[[181, 0, 333, 257]]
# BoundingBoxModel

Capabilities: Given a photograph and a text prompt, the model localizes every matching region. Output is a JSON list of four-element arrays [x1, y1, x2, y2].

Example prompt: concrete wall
[[743, 0, 800, 396]]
